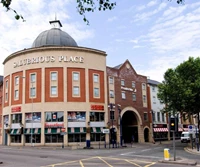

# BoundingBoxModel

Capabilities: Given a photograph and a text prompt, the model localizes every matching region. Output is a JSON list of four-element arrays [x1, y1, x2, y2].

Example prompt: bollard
[[104, 141, 106, 148], [164, 148, 170, 160]]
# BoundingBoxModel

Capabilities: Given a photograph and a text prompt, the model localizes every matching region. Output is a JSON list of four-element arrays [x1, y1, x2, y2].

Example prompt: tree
[[158, 57, 200, 124], [1, 0, 184, 24]]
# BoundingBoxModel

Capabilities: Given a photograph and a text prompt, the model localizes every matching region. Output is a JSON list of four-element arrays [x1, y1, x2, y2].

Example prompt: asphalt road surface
[[0, 140, 199, 167]]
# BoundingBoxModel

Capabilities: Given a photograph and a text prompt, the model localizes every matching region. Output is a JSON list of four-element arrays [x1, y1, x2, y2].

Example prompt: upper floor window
[[109, 90, 114, 98], [51, 72, 57, 81], [90, 112, 104, 122], [5, 80, 8, 89], [109, 77, 114, 84], [73, 86, 79, 96], [143, 95, 146, 103], [14, 90, 19, 99], [5, 93, 8, 101], [110, 111, 115, 120], [121, 92, 126, 99], [132, 81, 135, 88], [45, 111, 63, 122], [94, 88, 100, 97], [144, 113, 148, 121], [153, 96, 156, 103], [51, 86, 57, 96], [30, 73, 36, 83], [157, 112, 160, 122], [152, 86, 155, 92], [142, 83, 146, 90], [121, 80, 125, 86], [11, 113, 22, 123], [15, 77, 19, 85], [162, 113, 165, 122], [73, 72, 79, 81], [30, 87, 36, 97], [93, 74, 99, 83], [132, 93, 136, 101]]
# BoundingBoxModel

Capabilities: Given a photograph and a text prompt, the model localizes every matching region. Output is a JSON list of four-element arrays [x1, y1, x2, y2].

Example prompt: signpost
[[60, 128, 66, 148], [102, 129, 110, 134]]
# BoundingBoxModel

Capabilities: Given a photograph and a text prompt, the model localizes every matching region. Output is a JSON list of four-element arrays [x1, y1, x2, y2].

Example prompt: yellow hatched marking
[[98, 157, 113, 167], [144, 162, 156, 167], [80, 160, 84, 167], [125, 160, 142, 167]]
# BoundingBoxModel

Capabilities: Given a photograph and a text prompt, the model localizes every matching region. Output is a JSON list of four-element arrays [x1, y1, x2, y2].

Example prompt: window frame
[[93, 74, 99, 83], [51, 72, 57, 81], [50, 86, 57, 96], [15, 76, 19, 86]]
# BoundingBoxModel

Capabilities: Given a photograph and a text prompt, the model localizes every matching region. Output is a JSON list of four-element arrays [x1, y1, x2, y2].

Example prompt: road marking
[[79, 160, 84, 167], [98, 157, 113, 167], [125, 160, 142, 167], [122, 154, 161, 159], [141, 149, 152, 152], [144, 162, 156, 167], [121, 151, 136, 155]]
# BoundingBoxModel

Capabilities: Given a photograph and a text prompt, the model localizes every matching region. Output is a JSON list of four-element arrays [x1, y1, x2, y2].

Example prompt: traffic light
[[170, 117, 178, 132]]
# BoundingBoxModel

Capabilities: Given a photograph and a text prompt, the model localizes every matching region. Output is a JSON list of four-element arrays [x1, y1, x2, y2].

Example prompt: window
[[73, 72, 79, 81], [51, 86, 57, 95], [68, 134, 86, 143], [132, 93, 136, 101], [142, 83, 146, 90], [45, 112, 63, 122], [143, 95, 146, 103], [25, 112, 41, 123], [90, 112, 104, 122], [157, 112, 160, 122], [162, 113, 165, 122], [14, 90, 19, 99], [15, 77, 19, 85], [30, 73, 36, 83], [122, 92, 126, 99], [26, 134, 41, 143], [109, 90, 114, 98], [153, 96, 156, 103], [121, 79, 125, 86], [5, 80, 8, 89], [153, 113, 155, 122], [94, 88, 99, 97], [73, 86, 79, 96], [93, 74, 99, 83], [30, 87, 36, 97], [11, 114, 22, 123], [45, 134, 63, 143], [5, 93, 8, 101], [11, 135, 21, 143], [144, 113, 148, 121], [132, 81, 135, 88], [152, 86, 155, 91], [91, 133, 105, 142], [51, 72, 57, 81], [109, 77, 114, 84]]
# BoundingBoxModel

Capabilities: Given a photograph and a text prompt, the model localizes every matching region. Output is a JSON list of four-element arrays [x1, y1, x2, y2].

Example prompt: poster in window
[[68, 112, 85, 122], [25, 112, 41, 123], [4, 115, 9, 126]]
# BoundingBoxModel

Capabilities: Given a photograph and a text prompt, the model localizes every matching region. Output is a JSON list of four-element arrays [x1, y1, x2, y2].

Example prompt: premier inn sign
[[13, 56, 84, 68]]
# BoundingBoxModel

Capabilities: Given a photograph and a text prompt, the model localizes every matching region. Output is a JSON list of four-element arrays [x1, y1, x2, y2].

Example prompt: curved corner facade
[[2, 46, 108, 146]]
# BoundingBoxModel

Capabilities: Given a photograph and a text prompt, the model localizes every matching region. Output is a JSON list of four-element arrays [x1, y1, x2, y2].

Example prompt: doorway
[[144, 128, 149, 142]]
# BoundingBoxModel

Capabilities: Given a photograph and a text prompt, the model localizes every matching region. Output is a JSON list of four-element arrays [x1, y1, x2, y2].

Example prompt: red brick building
[[107, 60, 152, 144], [0, 76, 3, 144]]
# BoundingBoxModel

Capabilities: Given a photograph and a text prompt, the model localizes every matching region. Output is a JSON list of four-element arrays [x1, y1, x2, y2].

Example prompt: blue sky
[[1, 0, 200, 82]]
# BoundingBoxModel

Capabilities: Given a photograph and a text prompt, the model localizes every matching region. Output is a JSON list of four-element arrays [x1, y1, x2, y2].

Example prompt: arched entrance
[[144, 128, 149, 142], [122, 110, 139, 143]]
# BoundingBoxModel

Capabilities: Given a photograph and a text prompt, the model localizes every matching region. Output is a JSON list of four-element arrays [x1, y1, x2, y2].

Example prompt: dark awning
[[90, 127, 104, 133], [45, 128, 63, 134], [24, 128, 41, 135], [10, 129, 20, 135]]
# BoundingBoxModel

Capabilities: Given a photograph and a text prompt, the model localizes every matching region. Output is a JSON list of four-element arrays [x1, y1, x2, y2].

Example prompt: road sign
[[188, 125, 195, 133], [60, 132, 67, 135], [103, 129, 110, 134]]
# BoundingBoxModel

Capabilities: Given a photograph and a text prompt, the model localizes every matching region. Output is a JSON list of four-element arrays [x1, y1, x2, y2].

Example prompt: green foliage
[[1, 0, 184, 24], [158, 57, 200, 116]]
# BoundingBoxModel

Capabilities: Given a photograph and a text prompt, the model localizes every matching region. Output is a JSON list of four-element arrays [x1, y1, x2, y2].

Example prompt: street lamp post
[[109, 103, 115, 148], [118, 104, 122, 147]]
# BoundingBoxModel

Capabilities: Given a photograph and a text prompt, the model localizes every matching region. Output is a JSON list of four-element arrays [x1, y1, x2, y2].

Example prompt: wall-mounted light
[[107, 122, 110, 126], [88, 121, 90, 126]]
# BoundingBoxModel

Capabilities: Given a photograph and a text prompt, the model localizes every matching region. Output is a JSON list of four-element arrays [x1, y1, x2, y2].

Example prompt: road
[[0, 140, 199, 167]]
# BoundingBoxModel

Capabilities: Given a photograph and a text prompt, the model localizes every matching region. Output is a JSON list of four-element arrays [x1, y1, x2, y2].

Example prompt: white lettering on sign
[[121, 87, 134, 91], [13, 56, 84, 68]]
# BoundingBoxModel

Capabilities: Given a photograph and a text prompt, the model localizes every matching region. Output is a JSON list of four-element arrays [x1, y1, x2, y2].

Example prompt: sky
[[1, 0, 200, 82]]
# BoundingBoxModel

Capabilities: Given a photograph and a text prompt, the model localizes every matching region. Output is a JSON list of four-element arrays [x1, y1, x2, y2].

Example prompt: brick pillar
[[138, 125, 144, 143]]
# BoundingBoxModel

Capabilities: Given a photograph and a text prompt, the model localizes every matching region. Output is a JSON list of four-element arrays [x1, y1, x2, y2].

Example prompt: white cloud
[[107, 16, 117, 22]]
